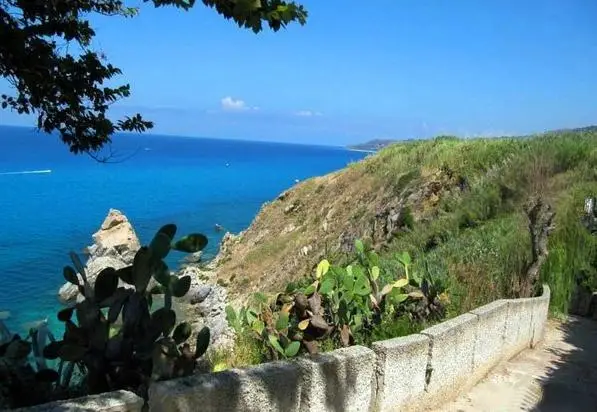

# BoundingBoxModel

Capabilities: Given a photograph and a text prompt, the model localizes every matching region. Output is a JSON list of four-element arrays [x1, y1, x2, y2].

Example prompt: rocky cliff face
[[58, 209, 140, 303], [208, 164, 461, 300]]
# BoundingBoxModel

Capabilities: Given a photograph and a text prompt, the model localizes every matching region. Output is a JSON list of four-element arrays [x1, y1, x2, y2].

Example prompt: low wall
[[18, 285, 551, 412]]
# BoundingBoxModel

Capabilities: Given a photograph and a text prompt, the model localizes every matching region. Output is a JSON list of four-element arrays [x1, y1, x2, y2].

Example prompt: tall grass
[[360, 129, 597, 316]]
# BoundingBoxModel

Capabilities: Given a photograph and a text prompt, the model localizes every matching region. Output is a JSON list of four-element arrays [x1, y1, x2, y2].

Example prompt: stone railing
[[16, 285, 550, 412]]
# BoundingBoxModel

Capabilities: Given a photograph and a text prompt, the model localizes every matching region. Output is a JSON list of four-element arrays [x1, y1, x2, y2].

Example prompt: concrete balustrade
[[17, 285, 551, 412]]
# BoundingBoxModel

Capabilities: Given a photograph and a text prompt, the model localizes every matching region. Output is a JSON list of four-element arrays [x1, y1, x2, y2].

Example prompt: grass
[[219, 127, 597, 320], [360, 128, 597, 316]]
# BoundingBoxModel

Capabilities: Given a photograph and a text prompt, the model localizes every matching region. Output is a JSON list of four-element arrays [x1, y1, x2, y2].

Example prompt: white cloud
[[295, 110, 323, 117], [221, 96, 247, 111]]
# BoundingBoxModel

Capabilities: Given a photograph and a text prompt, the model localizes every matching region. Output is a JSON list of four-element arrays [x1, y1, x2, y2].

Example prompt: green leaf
[[95, 267, 119, 302], [251, 319, 265, 335], [57, 307, 75, 322], [253, 292, 269, 305], [245, 309, 258, 325], [63, 266, 79, 285], [152, 261, 170, 287], [355, 239, 364, 254], [170, 275, 191, 298], [275, 312, 289, 331], [195, 326, 210, 358], [343, 272, 355, 291], [268, 334, 285, 356], [303, 283, 316, 296], [116, 266, 134, 285], [284, 341, 301, 357], [318, 277, 335, 295], [354, 274, 371, 296], [172, 234, 208, 253], [316, 259, 330, 279], [151, 308, 176, 337], [393, 293, 409, 303], [172, 322, 192, 344], [157, 224, 177, 241], [397, 251, 411, 267], [133, 247, 153, 293], [149, 232, 172, 260], [367, 251, 380, 267], [370, 266, 380, 281], [69, 252, 87, 282]]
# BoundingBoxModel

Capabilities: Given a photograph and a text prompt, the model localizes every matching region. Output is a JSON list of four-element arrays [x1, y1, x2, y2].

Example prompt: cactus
[[52, 224, 210, 397], [0, 319, 74, 409], [225, 239, 447, 361]]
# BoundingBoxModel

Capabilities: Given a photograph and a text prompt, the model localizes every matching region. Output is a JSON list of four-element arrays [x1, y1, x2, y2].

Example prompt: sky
[[1, 0, 596, 145]]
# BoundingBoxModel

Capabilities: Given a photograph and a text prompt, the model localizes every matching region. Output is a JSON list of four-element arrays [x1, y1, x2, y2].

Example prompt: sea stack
[[58, 209, 141, 303]]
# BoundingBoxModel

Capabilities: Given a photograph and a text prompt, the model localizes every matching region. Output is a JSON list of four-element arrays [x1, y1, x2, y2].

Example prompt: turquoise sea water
[[0, 125, 366, 335]]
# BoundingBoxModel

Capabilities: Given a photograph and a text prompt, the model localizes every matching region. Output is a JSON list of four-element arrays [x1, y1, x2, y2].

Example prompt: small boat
[[215, 224, 224, 232]]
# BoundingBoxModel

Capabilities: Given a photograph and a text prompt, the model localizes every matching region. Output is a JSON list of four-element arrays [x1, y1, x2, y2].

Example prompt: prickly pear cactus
[[53, 224, 211, 397]]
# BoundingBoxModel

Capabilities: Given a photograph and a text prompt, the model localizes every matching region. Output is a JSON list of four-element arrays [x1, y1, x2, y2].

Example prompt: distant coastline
[[347, 138, 397, 152]]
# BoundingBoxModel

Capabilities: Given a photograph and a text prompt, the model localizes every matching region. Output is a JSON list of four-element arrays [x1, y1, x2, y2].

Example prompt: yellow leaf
[[371, 266, 380, 281], [281, 303, 294, 314], [213, 362, 227, 372], [393, 278, 409, 288], [380, 284, 394, 296], [316, 260, 330, 279], [298, 319, 310, 330], [408, 290, 425, 299], [369, 294, 378, 306]]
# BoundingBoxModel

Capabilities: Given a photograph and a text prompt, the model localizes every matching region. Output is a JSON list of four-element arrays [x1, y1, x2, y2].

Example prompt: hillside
[[210, 129, 597, 315]]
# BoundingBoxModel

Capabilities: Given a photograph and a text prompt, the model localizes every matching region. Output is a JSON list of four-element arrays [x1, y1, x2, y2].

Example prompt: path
[[433, 316, 597, 412]]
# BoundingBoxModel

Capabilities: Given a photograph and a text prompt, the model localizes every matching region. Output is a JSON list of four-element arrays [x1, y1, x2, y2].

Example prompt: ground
[[434, 316, 597, 412]]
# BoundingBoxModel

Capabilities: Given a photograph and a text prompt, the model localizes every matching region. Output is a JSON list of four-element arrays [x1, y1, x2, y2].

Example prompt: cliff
[[209, 129, 597, 315]]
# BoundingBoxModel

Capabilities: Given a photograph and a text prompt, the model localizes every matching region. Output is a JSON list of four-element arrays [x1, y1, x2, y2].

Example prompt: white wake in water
[[0, 169, 52, 176]]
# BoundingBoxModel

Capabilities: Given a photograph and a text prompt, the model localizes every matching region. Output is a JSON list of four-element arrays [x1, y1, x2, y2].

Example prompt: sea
[[0, 125, 366, 336]]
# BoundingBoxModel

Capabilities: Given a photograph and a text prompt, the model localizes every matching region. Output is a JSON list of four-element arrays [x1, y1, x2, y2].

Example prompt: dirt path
[[433, 316, 597, 412]]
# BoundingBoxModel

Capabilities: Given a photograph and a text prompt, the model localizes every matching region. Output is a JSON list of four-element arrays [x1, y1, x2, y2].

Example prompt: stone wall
[[20, 285, 550, 412]]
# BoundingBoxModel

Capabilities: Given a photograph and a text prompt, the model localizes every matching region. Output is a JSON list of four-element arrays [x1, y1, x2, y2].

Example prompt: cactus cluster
[[226, 239, 448, 360], [0, 319, 79, 408], [47, 224, 211, 396]]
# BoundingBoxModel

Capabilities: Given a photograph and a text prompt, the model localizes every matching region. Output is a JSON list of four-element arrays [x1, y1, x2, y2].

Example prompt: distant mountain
[[348, 139, 399, 152], [545, 125, 597, 135]]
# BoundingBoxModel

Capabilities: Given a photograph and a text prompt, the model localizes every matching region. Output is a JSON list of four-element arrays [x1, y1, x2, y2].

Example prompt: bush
[[226, 240, 448, 361]]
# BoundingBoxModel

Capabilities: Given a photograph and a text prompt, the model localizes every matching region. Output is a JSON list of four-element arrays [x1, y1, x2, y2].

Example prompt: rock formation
[[58, 209, 141, 303], [179, 265, 235, 352], [58, 208, 235, 353]]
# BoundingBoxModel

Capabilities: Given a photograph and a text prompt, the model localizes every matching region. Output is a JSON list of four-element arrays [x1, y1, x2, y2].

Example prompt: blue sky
[[1, 0, 596, 145]]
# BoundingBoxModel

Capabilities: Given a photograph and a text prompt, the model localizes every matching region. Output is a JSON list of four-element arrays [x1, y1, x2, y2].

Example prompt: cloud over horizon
[[295, 110, 323, 117], [220, 96, 259, 111]]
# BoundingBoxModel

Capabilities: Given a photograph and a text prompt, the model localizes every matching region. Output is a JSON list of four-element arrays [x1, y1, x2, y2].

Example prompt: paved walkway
[[434, 316, 597, 412]]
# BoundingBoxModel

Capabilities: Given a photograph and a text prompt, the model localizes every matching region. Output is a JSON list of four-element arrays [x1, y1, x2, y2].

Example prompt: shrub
[[226, 240, 448, 360]]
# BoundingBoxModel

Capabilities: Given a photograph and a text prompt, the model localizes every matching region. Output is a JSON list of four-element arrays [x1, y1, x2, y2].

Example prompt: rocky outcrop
[[178, 265, 235, 352], [58, 209, 141, 303]]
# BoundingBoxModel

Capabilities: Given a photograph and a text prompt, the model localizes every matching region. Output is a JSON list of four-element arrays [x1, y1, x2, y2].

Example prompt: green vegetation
[[210, 128, 597, 373], [0, 224, 209, 409], [0, 0, 307, 155], [222, 242, 448, 368], [356, 128, 597, 315]]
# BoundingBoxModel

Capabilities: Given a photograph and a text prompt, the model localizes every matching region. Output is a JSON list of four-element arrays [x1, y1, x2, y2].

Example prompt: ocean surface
[[0, 125, 366, 335]]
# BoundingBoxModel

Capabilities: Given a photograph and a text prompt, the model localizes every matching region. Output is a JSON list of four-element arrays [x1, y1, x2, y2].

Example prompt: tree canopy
[[0, 0, 307, 155]]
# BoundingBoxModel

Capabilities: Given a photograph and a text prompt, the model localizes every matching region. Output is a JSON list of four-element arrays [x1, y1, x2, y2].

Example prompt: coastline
[[346, 148, 377, 153]]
